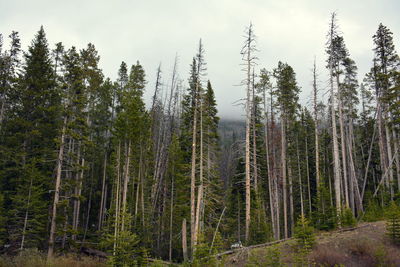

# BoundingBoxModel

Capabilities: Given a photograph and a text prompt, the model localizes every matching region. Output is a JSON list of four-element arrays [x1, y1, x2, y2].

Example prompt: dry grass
[[0, 249, 106, 267], [310, 245, 348, 267], [223, 221, 400, 267]]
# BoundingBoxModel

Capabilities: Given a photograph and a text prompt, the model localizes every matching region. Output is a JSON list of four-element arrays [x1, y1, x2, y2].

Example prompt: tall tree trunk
[[169, 179, 174, 262], [281, 118, 288, 238], [392, 129, 400, 193], [98, 153, 107, 231], [244, 50, 252, 244], [252, 70, 258, 193], [194, 91, 204, 248], [20, 176, 33, 250], [337, 80, 349, 208], [263, 90, 277, 239], [385, 121, 394, 199], [82, 165, 93, 246], [270, 88, 280, 239], [305, 134, 312, 217], [182, 218, 188, 262], [190, 77, 198, 254], [328, 13, 342, 222], [297, 137, 304, 218], [113, 142, 121, 256], [288, 161, 294, 235], [121, 139, 131, 231], [72, 148, 85, 240], [313, 59, 321, 191], [347, 122, 363, 214], [48, 116, 67, 259]]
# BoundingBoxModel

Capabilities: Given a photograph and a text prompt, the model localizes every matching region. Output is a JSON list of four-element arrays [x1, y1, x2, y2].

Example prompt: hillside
[[221, 221, 400, 267]]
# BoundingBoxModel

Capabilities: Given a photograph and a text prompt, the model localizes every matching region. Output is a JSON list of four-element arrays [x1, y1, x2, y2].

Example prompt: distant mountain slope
[[218, 119, 245, 147]]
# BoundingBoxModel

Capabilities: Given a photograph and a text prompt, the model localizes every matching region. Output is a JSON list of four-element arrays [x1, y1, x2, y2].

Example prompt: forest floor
[[1, 222, 400, 266], [220, 221, 400, 266]]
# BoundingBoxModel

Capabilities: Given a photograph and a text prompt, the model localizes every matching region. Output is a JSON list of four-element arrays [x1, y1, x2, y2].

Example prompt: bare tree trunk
[[72, 150, 85, 240], [121, 139, 131, 231], [328, 13, 342, 222], [392, 130, 400, 193], [281, 118, 288, 238], [194, 184, 203, 249], [169, 178, 174, 262], [297, 137, 304, 218], [305, 134, 312, 217], [190, 77, 198, 255], [21, 176, 33, 250], [313, 59, 321, 190], [48, 116, 67, 259], [194, 89, 204, 248], [61, 205, 68, 250], [182, 219, 188, 262], [238, 195, 241, 241], [252, 70, 258, 193], [337, 78, 349, 208], [82, 166, 94, 246], [361, 113, 378, 201], [332, 91, 342, 220], [378, 112, 388, 187], [270, 89, 280, 239], [244, 65, 252, 243], [347, 123, 363, 213], [113, 142, 121, 256], [98, 153, 107, 231], [288, 162, 294, 235], [263, 90, 277, 239], [242, 25, 255, 243], [385, 122, 394, 199]]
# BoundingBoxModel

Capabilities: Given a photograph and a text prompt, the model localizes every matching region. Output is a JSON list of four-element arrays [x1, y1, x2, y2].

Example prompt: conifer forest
[[1, 6, 400, 267]]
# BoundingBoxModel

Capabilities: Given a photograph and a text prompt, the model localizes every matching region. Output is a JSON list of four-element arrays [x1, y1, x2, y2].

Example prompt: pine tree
[[273, 61, 300, 237], [385, 201, 400, 245], [0, 31, 21, 131], [49, 45, 87, 256], [294, 215, 315, 266], [6, 26, 60, 250], [369, 23, 400, 198]]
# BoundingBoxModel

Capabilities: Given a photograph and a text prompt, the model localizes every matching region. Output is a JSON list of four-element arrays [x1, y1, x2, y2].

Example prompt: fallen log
[[214, 238, 292, 258]]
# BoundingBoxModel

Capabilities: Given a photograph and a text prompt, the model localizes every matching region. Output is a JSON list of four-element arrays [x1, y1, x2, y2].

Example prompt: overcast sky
[[1, 0, 399, 119]]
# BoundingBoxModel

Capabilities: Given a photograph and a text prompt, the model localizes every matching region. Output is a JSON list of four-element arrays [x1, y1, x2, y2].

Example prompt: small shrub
[[310, 245, 347, 267], [374, 245, 387, 267], [294, 215, 315, 251], [246, 245, 283, 267], [265, 245, 283, 267], [363, 198, 384, 222], [385, 201, 400, 245], [13, 248, 46, 267], [192, 234, 218, 267], [293, 216, 315, 267], [312, 183, 337, 231], [341, 207, 357, 227], [348, 239, 376, 266]]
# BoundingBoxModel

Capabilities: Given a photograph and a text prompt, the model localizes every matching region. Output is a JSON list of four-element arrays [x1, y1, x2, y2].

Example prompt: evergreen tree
[[273, 61, 300, 237], [7, 26, 60, 249], [385, 201, 400, 245]]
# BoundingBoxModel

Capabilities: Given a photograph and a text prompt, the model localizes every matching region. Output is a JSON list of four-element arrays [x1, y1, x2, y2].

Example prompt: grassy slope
[[222, 221, 400, 267]]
